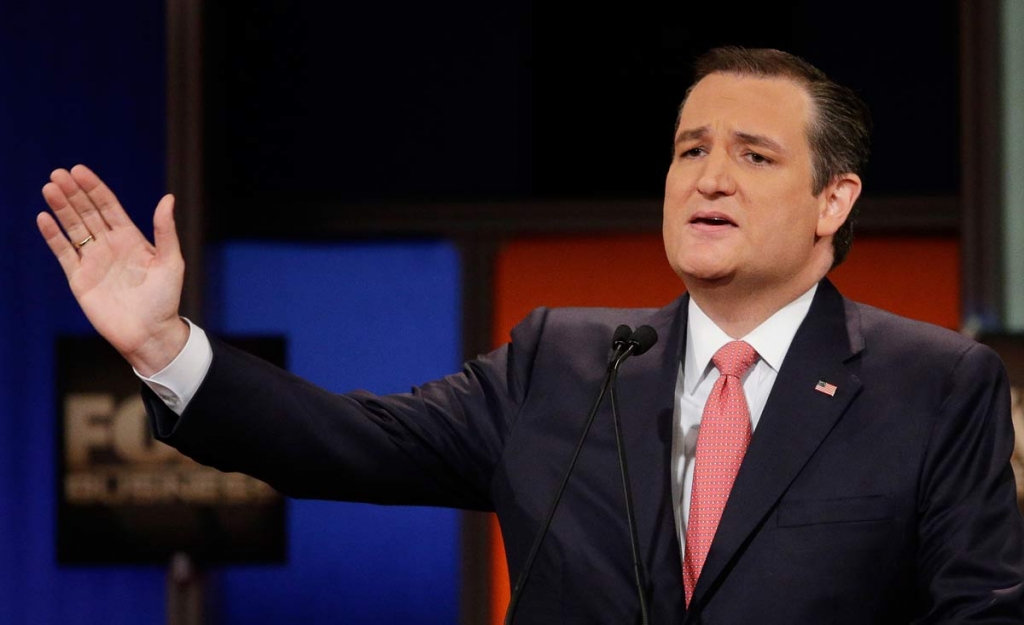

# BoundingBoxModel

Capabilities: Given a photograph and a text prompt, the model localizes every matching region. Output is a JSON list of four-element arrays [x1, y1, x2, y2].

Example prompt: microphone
[[609, 324, 633, 361], [612, 324, 633, 352], [504, 324, 658, 625], [624, 325, 658, 356]]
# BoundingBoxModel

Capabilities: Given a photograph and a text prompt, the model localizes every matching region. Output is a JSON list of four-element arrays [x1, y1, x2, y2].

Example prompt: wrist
[[125, 318, 190, 377]]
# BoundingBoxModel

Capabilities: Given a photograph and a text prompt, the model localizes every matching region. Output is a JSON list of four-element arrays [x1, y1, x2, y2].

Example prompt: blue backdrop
[[208, 242, 461, 624], [1, 1, 168, 623], [0, 2, 463, 623]]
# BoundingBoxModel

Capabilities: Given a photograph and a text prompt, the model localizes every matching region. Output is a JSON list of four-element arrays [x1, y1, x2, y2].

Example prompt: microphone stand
[[609, 349, 650, 625], [504, 327, 654, 625]]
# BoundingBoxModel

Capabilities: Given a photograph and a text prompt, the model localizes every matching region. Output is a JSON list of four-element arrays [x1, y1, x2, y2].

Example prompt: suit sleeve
[[915, 342, 1024, 623], [143, 308, 552, 511]]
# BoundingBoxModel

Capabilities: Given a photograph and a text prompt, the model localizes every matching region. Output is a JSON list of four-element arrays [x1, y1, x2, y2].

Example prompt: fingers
[[41, 176, 96, 251], [48, 168, 110, 244], [36, 211, 80, 278], [70, 164, 133, 229], [152, 194, 183, 263]]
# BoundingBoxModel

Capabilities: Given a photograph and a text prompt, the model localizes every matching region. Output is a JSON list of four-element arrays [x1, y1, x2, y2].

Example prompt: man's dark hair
[[678, 47, 872, 267]]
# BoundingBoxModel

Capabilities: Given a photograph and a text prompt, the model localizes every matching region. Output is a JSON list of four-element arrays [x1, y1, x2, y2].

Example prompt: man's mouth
[[690, 213, 737, 227]]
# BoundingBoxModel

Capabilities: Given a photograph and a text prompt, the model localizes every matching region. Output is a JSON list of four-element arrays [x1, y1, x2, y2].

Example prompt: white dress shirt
[[671, 284, 816, 559], [142, 287, 817, 562], [136, 318, 212, 416]]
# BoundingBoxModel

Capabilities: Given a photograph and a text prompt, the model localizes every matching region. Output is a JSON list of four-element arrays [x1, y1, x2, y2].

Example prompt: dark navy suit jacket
[[146, 280, 1024, 623]]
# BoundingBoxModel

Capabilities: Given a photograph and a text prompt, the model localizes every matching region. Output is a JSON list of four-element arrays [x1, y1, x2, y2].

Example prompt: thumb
[[153, 194, 182, 262]]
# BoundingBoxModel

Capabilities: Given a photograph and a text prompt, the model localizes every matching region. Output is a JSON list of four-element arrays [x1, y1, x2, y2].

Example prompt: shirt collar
[[684, 283, 818, 395]]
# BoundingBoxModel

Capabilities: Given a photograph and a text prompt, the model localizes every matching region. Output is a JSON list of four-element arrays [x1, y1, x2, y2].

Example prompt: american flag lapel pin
[[815, 380, 838, 397]]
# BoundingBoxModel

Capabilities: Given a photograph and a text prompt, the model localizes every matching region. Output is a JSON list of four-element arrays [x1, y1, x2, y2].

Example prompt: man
[[38, 47, 1024, 622]]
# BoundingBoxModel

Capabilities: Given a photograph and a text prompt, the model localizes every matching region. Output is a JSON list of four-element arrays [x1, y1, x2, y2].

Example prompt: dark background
[[204, 0, 959, 237]]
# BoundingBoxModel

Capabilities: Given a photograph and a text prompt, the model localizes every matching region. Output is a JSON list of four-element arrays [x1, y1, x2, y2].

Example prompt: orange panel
[[492, 234, 685, 347], [829, 236, 960, 329], [485, 233, 960, 623]]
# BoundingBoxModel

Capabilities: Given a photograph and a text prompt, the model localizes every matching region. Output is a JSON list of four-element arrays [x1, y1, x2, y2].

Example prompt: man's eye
[[746, 151, 772, 165], [680, 147, 705, 158]]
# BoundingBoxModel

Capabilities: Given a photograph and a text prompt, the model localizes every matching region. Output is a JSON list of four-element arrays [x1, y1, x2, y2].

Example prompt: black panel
[[203, 1, 959, 237], [56, 335, 287, 564]]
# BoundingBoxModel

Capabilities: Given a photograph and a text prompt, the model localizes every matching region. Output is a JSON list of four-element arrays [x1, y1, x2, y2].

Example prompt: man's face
[[663, 73, 838, 293]]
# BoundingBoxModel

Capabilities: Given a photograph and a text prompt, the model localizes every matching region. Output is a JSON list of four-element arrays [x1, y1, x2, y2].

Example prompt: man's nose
[[695, 150, 736, 197]]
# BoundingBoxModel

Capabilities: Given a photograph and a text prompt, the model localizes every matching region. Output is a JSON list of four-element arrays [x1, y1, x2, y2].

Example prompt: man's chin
[[676, 265, 737, 289]]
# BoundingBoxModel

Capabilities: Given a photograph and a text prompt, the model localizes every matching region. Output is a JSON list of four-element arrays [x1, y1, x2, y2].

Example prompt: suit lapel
[[689, 280, 865, 609], [616, 295, 689, 616]]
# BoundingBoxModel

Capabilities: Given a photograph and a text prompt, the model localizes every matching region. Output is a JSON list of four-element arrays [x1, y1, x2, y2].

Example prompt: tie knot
[[712, 340, 758, 378]]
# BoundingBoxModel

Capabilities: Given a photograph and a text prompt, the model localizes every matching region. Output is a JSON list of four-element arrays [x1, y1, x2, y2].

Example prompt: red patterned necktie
[[683, 340, 758, 606]]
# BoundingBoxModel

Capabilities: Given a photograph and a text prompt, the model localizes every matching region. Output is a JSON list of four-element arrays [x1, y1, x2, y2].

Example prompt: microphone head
[[628, 325, 658, 355], [612, 324, 632, 348]]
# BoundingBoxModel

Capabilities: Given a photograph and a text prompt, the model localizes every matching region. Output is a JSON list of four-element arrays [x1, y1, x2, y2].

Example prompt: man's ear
[[816, 173, 862, 237]]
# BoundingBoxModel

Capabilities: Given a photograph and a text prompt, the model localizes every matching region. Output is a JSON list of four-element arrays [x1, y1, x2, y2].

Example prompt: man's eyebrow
[[734, 131, 786, 154], [674, 126, 709, 145], [674, 127, 786, 155]]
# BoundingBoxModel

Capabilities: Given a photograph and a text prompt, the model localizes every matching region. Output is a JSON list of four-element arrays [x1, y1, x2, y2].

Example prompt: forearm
[[143, 337, 518, 510]]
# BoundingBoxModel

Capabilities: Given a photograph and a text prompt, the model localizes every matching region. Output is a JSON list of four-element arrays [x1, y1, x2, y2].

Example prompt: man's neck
[[686, 274, 825, 339]]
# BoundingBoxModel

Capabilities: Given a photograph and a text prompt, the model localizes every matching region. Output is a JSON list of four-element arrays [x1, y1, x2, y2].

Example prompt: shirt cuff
[[135, 318, 213, 416]]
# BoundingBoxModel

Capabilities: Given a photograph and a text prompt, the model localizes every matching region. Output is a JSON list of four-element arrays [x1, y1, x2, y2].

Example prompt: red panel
[[829, 236, 960, 329], [492, 234, 684, 346]]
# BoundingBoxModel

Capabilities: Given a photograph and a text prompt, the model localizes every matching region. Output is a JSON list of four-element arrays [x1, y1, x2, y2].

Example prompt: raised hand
[[37, 165, 189, 376]]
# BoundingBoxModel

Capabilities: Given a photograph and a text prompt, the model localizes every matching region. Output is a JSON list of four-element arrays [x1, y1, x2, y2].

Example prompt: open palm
[[38, 165, 188, 375]]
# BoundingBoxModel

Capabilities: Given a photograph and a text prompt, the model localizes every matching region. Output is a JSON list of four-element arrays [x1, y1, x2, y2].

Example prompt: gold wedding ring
[[74, 235, 94, 249]]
